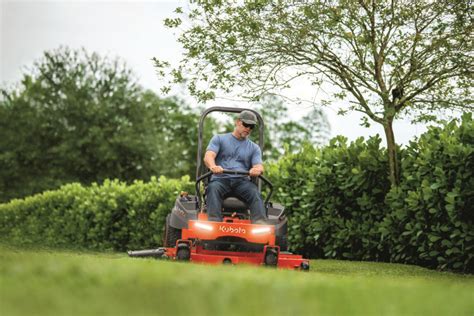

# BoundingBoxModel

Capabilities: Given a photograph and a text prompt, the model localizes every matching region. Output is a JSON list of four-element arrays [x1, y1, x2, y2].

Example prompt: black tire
[[264, 248, 278, 266], [176, 244, 191, 261], [276, 235, 288, 252], [164, 214, 182, 247], [300, 261, 310, 271]]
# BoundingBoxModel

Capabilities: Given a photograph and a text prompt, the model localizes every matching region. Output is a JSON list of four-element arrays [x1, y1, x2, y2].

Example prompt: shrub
[[268, 114, 473, 273], [383, 113, 474, 271], [0, 176, 193, 251], [267, 136, 391, 260]]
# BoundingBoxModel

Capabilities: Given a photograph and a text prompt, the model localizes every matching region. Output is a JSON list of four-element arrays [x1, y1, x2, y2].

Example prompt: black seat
[[222, 196, 248, 212]]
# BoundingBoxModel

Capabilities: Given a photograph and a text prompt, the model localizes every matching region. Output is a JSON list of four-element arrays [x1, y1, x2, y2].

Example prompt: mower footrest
[[127, 248, 166, 258]]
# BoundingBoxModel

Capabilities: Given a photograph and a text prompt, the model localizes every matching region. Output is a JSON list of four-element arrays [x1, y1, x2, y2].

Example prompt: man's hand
[[210, 165, 224, 174], [249, 166, 263, 177]]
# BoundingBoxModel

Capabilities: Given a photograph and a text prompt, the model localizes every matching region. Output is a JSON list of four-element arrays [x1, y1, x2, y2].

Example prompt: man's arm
[[249, 144, 264, 177], [204, 151, 224, 174], [249, 164, 264, 177]]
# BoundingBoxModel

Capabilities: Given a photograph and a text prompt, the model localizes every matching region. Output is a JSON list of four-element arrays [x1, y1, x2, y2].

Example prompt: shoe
[[254, 219, 269, 225]]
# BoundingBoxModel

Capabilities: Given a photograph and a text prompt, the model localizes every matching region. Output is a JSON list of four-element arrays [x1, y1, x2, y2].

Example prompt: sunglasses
[[242, 122, 255, 130]]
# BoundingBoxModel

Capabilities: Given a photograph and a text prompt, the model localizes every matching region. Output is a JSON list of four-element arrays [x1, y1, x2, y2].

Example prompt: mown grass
[[1, 244, 473, 316]]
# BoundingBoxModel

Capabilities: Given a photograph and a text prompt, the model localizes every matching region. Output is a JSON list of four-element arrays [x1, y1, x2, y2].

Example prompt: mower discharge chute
[[128, 107, 310, 270]]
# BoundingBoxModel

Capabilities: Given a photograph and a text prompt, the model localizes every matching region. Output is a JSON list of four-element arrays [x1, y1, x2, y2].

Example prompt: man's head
[[234, 110, 257, 139]]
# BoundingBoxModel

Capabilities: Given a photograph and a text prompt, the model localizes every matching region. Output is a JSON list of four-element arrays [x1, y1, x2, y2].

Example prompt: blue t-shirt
[[206, 133, 262, 178]]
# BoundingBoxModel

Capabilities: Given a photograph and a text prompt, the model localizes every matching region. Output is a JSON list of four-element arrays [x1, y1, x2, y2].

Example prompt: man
[[204, 110, 268, 224]]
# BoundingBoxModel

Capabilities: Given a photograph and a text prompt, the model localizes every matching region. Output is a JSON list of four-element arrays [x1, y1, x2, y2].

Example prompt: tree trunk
[[383, 120, 399, 187]]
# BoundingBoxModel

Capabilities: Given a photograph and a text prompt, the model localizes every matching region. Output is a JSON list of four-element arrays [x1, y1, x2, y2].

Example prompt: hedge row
[[267, 113, 473, 273], [0, 176, 193, 251]]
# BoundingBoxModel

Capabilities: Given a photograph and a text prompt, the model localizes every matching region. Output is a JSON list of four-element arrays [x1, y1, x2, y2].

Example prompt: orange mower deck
[[129, 215, 310, 271]]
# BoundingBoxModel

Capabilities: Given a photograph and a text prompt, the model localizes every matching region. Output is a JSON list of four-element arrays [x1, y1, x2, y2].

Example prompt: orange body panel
[[182, 218, 276, 245]]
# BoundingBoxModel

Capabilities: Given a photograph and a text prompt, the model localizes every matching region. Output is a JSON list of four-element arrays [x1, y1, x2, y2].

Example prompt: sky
[[1, 0, 432, 145]]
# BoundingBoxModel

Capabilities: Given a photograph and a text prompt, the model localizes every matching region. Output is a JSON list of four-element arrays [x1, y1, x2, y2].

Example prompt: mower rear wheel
[[164, 214, 182, 247]]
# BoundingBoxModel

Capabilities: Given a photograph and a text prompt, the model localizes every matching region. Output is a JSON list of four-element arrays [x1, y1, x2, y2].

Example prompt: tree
[[253, 95, 330, 160], [157, 0, 473, 186], [0, 47, 203, 202]]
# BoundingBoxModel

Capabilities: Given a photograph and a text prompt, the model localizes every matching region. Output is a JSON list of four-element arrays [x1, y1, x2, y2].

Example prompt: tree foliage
[[0, 46, 329, 202], [0, 47, 205, 202], [254, 95, 331, 160], [158, 0, 473, 185]]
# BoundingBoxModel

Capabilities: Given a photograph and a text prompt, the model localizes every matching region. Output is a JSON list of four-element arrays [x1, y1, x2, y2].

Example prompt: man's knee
[[207, 180, 231, 201], [247, 188, 261, 200], [239, 183, 261, 202], [207, 181, 223, 193], [246, 181, 259, 194]]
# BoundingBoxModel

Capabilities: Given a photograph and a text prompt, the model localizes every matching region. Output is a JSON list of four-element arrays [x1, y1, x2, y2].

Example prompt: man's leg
[[206, 179, 230, 222], [233, 179, 267, 223]]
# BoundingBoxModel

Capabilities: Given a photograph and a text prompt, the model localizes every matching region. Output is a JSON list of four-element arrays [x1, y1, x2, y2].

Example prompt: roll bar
[[196, 107, 265, 180]]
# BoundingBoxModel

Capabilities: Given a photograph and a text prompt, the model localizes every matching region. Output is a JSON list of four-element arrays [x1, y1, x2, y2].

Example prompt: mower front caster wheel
[[176, 243, 191, 261], [264, 248, 278, 266], [300, 261, 310, 271]]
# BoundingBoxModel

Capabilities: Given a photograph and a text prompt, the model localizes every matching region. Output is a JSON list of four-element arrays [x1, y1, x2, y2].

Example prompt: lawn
[[1, 244, 473, 316]]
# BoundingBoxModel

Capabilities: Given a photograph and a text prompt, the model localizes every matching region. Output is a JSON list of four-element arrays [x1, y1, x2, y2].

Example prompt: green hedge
[[0, 176, 193, 251], [267, 136, 391, 260], [268, 114, 473, 273], [383, 114, 474, 271]]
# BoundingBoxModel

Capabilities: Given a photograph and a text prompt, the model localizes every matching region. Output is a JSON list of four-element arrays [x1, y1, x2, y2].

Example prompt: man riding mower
[[128, 107, 309, 270]]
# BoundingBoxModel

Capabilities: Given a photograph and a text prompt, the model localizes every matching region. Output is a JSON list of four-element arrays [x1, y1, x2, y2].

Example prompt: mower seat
[[222, 196, 248, 212]]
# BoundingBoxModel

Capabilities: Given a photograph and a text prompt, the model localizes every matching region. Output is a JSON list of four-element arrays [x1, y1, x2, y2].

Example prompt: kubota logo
[[218, 225, 246, 234]]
